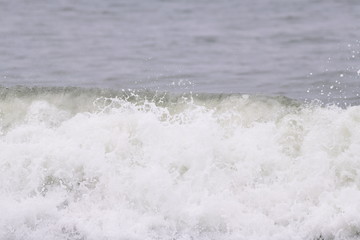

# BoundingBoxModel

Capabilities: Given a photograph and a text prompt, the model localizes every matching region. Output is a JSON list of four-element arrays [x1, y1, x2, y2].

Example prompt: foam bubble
[[1, 87, 360, 239]]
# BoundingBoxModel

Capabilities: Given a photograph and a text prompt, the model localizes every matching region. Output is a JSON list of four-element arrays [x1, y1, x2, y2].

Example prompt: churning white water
[[1, 87, 360, 240]]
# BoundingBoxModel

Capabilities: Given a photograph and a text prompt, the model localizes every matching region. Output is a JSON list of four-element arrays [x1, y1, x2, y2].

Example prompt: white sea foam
[[1, 87, 360, 240]]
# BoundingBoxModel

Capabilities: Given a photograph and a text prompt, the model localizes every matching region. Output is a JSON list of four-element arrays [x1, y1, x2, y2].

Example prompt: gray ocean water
[[1, 0, 360, 103]]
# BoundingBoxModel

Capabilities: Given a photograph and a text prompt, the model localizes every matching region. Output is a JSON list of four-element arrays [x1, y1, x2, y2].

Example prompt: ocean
[[1, 0, 360, 239]]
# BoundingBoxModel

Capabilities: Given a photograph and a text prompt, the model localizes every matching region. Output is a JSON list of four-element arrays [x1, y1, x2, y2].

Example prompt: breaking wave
[[1, 86, 360, 240]]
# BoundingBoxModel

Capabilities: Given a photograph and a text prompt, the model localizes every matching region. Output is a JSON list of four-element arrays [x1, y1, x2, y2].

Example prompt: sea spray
[[1, 87, 360, 240]]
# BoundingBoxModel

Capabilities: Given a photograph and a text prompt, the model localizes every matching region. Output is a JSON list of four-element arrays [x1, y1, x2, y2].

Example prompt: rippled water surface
[[1, 0, 360, 101]]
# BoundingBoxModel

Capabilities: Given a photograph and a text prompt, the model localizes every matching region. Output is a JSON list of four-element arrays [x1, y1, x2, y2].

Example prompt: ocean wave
[[1, 86, 360, 240]]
